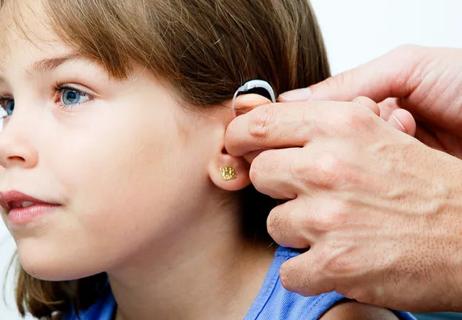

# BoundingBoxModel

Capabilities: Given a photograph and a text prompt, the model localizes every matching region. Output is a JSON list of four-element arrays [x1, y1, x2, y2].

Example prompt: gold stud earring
[[220, 166, 237, 181]]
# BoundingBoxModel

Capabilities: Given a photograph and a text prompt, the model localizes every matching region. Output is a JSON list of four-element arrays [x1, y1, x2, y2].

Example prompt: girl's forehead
[[1, 34, 71, 72], [0, 0, 59, 47], [0, 4, 70, 70]]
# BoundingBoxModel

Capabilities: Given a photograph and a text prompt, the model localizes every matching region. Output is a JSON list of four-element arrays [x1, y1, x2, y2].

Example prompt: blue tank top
[[64, 246, 416, 319]]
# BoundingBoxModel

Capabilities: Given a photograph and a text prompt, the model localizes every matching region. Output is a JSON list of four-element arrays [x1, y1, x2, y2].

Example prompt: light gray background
[[1, 0, 462, 319]]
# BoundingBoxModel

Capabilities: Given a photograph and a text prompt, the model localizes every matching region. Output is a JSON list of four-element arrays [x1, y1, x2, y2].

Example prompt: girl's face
[[0, 7, 233, 281]]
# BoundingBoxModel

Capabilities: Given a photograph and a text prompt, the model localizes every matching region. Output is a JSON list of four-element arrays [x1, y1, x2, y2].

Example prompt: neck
[[108, 198, 274, 320]]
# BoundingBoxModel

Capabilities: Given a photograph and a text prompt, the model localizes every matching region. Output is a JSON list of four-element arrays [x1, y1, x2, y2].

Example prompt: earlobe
[[209, 92, 272, 191], [208, 149, 251, 191]]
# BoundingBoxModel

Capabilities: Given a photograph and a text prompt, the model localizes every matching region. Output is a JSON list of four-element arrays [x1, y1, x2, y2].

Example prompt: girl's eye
[[0, 98, 14, 118], [0, 87, 90, 119], [58, 87, 90, 107]]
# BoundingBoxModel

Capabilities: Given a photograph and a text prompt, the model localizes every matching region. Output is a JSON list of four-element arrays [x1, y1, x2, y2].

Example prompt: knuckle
[[298, 204, 316, 231], [268, 197, 315, 248], [249, 150, 276, 182], [340, 106, 374, 131], [290, 152, 344, 189], [266, 207, 284, 240], [289, 154, 312, 184], [336, 102, 380, 136], [352, 96, 378, 114], [247, 105, 275, 139], [281, 251, 329, 296], [294, 151, 361, 190], [298, 107, 323, 139], [352, 96, 370, 105], [267, 205, 304, 248], [325, 253, 351, 275], [317, 152, 342, 174], [313, 201, 349, 232], [279, 263, 291, 288], [319, 247, 358, 280], [312, 153, 344, 188]]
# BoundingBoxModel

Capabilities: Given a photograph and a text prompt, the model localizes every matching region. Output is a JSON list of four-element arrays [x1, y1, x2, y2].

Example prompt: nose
[[0, 114, 39, 170]]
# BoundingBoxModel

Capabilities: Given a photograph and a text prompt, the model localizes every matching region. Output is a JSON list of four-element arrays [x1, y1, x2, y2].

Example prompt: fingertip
[[233, 93, 272, 116], [390, 109, 416, 136]]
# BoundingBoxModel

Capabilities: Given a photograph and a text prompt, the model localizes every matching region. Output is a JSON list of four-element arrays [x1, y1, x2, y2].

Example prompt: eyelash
[[53, 83, 92, 110], [0, 84, 93, 118]]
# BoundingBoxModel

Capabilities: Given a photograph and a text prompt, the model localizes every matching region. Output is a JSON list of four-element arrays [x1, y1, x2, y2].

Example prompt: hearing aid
[[231, 79, 276, 117]]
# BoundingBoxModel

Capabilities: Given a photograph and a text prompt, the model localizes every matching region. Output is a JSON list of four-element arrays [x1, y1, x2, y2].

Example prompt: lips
[[0, 190, 61, 213]]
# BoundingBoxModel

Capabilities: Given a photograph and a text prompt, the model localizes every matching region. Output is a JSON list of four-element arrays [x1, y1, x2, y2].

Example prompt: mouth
[[0, 190, 62, 214], [0, 190, 63, 226]]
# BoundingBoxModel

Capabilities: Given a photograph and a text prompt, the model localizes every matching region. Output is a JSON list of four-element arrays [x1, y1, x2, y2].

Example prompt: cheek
[[17, 113, 206, 280], [67, 113, 188, 231]]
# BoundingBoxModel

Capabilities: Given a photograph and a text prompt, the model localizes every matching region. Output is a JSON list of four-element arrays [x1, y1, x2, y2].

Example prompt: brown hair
[[0, 0, 330, 318]]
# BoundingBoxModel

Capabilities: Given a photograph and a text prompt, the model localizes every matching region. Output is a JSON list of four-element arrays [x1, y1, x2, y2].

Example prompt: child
[[0, 0, 415, 319]]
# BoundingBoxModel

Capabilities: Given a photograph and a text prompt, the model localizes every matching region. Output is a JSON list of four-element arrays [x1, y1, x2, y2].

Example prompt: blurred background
[[1, 0, 462, 319]]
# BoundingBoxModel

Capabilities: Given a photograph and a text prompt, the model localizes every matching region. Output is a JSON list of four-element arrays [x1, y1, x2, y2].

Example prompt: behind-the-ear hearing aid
[[231, 79, 276, 117]]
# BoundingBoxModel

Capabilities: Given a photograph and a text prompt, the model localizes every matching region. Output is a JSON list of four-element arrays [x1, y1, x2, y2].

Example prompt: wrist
[[432, 153, 462, 310]]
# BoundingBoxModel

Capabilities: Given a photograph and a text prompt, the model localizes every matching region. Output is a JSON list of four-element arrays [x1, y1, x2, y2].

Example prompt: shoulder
[[320, 302, 399, 320], [63, 289, 116, 320], [248, 247, 414, 320]]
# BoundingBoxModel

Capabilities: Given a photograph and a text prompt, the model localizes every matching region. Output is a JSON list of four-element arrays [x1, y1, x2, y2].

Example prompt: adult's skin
[[224, 45, 462, 311]]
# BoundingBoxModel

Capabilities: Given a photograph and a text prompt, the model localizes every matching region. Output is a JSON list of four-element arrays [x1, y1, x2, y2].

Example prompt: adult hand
[[224, 45, 462, 311], [280, 45, 462, 158]]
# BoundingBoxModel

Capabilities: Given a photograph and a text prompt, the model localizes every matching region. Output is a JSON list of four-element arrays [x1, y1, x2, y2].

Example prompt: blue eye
[[0, 98, 14, 117], [59, 87, 90, 106]]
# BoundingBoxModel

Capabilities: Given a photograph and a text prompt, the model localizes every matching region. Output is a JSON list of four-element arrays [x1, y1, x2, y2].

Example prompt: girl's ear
[[208, 147, 251, 191], [208, 92, 271, 191]]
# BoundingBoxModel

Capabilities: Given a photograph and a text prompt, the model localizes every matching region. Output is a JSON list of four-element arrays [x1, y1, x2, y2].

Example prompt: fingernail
[[391, 114, 406, 133], [279, 88, 312, 102]]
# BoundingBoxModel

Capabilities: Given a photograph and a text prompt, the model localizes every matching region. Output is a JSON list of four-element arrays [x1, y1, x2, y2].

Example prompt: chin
[[17, 243, 103, 281], [20, 259, 103, 282]]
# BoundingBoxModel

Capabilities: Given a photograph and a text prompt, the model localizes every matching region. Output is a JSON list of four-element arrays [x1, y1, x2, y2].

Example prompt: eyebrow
[[0, 53, 86, 83], [31, 53, 83, 73]]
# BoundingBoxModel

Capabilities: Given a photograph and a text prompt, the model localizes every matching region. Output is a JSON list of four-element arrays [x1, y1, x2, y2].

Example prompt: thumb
[[387, 108, 417, 136], [278, 45, 425, 103]]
